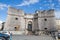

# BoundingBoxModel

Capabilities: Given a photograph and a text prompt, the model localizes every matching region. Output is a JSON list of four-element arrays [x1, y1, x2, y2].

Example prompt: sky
[[0, 0, 60, 22]]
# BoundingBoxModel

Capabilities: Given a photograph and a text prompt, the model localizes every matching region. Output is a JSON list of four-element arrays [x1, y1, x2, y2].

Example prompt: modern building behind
[[56, 19, 60, 30]]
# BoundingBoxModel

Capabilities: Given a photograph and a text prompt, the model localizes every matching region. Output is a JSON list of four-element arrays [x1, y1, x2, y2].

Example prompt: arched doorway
[[27, 21, 33, 35], [27, 21, 32, 31]]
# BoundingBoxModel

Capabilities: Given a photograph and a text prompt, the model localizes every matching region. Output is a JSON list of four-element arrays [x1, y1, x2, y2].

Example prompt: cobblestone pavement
[[12, 35, 56, 40]]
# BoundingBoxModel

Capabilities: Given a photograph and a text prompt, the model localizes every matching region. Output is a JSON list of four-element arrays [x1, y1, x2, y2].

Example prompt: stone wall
[[4, 7, 57, 34], [4, 7, 25, 31], [38, 9, 57, 31]]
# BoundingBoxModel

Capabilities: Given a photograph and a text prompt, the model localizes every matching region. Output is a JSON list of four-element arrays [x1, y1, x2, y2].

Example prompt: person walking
[[10, 32, 12, 40]]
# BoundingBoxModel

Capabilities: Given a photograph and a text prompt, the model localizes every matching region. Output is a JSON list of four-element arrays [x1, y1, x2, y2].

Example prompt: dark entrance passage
[[27, 21, 32, 31], [28, 24, 32, 31], [27, 21, 33, 35]]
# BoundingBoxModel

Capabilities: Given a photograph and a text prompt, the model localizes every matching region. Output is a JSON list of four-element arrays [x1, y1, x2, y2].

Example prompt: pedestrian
[[10, 32, 12, 40]]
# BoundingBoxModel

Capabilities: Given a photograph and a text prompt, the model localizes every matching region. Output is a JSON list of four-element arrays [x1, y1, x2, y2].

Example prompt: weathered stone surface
[[4, 7, 57, 34]]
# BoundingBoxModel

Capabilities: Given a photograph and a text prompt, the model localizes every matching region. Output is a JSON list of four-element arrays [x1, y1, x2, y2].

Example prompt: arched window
[[14, 25, 20, 31]]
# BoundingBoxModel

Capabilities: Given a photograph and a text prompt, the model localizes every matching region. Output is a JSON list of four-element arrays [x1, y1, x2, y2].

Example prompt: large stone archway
[[24, 18, 34, 35]]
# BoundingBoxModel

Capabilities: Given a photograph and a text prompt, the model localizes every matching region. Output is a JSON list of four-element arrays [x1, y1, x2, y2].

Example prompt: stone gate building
[[4, 7, 57, 34]]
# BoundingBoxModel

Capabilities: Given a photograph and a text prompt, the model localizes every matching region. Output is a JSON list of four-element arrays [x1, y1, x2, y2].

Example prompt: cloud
[[55, 10, 60, 18], [0, 3, 10, 10], [16, 0, 39, 6], [58, 0, 60, 2], [0, 21, 2, 24]]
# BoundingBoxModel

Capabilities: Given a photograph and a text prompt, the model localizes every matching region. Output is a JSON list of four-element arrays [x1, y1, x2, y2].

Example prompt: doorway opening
[[27, 21, 33, 35], [28, 21, 32, 31]]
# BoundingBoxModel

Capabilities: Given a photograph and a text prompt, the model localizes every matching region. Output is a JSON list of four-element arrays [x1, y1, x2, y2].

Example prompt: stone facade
[[4, 7, 57, 33], [4, 7, 25, 31], [38, 10, 56, 31]]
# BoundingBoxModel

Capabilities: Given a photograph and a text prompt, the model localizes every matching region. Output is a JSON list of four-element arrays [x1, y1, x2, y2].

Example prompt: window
[[15, 18, 18, 20], [14, 27, 18, 31], [44, 19, 47, 21], [44, 28, 47, 30], [14, 27, 17, 31]]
